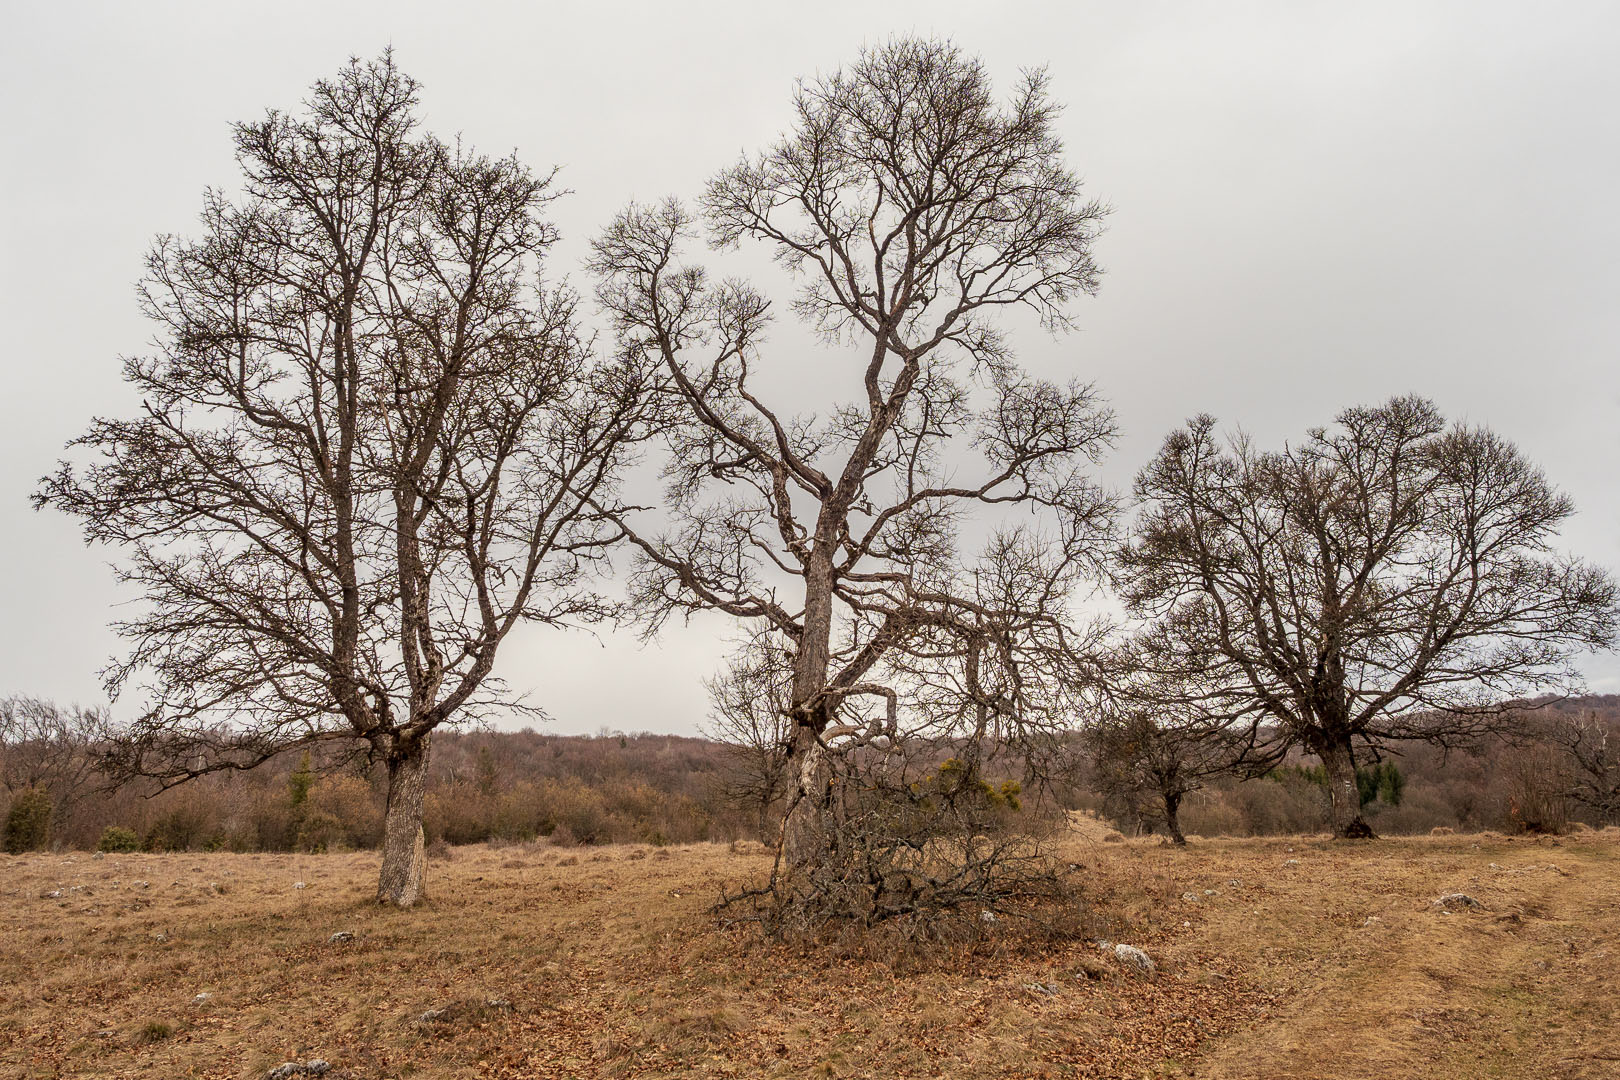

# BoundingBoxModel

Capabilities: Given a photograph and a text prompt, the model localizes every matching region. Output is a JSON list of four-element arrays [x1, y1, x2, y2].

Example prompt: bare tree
[[588, 38, 1115, 884], [0, 697, 110, 832], [1090, 638, 1281, 843], [34, 54, 649, 905], [1119, 397, 1618, 838], [1549, 710, 1620, 825], [703, 634, 794, 838]]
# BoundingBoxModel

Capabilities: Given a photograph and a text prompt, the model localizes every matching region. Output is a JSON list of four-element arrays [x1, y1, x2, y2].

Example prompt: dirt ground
[[2, 824, 1616, 1079]]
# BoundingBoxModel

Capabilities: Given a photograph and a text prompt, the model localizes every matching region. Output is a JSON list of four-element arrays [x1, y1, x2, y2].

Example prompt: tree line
[[21, 41, 1619, 924], [4, 696, 1617, 856]]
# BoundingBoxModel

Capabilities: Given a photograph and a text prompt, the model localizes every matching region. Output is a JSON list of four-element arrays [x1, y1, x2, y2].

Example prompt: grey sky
[[3, 1, 1617, 736]]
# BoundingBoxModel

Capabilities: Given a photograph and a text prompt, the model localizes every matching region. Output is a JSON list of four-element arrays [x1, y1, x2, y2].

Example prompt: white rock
[[1111, 943, 1156, 977], [293, 881, 308, 890], [194, 992, 212, 1003]]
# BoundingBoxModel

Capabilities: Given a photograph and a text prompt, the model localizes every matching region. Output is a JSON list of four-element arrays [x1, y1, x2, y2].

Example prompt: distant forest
[[4, 696, 1617, 854]]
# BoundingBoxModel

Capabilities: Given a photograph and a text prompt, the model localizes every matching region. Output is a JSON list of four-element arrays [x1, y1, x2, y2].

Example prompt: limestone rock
[[1110, 943, 1156, 977]]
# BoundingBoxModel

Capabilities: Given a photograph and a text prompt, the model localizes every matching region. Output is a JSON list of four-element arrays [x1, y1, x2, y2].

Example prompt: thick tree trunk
[[779, 720, 834, 886], [377, 737, 431, 906], [779, 534, 838, 883], [1163, 790, 1187, 845], [1318, 736, 1376, 839]]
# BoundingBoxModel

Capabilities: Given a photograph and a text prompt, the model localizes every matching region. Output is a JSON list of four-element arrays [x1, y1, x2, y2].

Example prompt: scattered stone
[[418, 1008, 445, 1023], [1111, 943, 1157, 977], [1229, 878, 1243, 887], [42, 890, 62, 899], [1434, 892, 1484, 911], [193, 992, 212, 1003], [1203, 888, 1216, 895], [1181, 892, 1201, 903], [328, 931, 356, 944], [980, 910, 998, 924], [486, 998, 513, 1010], [92, 851, 105, 860], [151, 931, 168, 943], [1023, 981, 1061, 996], [92, 1029, 116, 1038], [265, 1059, 329, 1079], [293, 881, 308, 890], [133, 880, 150, 889], [1362, 915, 1382, 927], [1283, 859, 1300, 866]]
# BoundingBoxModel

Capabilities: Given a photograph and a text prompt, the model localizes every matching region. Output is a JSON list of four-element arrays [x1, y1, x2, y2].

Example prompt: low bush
[[97, 825, 141, 852]]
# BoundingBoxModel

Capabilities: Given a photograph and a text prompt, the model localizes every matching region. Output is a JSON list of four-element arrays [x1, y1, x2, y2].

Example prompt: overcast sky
[[2, 1, 1617, 736]]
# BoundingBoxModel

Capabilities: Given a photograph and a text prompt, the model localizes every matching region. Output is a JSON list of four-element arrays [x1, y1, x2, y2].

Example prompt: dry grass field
[[2, 822, 1617, 1080]]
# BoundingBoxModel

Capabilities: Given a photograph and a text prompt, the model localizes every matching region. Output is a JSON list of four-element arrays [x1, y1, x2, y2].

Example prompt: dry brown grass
[[1, 826, 1615, 1079]]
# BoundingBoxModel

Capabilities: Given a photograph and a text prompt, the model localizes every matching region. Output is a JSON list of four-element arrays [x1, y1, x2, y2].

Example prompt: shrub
[[308, 774, 384, 847], [1231, 774, 1330, 835], [143, 800, 214, 852], [1178, 788, 1245, 838], [293, 810, 347, 852], [1365, 790, 1455, 834], [1504, 745, 1570, 835], [97, 826, 141, 853], [717, 755, 1075, 949], [3, 788, 54, 853]]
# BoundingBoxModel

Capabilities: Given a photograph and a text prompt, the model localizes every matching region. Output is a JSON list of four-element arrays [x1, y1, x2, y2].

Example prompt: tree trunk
[[377, 737, 431, 906], [1318, 736, 1376, 839], [1164, 790, 1187, 845], [779, 720, 833, 886], [779, 533, 838, 882]]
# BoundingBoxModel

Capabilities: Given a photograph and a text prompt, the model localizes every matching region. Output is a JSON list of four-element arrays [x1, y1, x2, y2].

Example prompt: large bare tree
[[588, 38, 1115, 880], [1119, 397, 1618, 837], [35, 54, 649, 905]]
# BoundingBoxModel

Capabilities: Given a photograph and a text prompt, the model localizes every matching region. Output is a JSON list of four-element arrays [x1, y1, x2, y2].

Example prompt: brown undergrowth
[[1, 825, 1615, 1078]]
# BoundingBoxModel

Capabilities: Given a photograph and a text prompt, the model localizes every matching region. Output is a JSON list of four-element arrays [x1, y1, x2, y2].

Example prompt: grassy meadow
[[2, 820, 1617, 1079]]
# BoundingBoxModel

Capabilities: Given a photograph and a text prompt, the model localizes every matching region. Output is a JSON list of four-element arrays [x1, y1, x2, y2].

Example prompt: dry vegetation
[[3, 821, 1617, 1079]]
